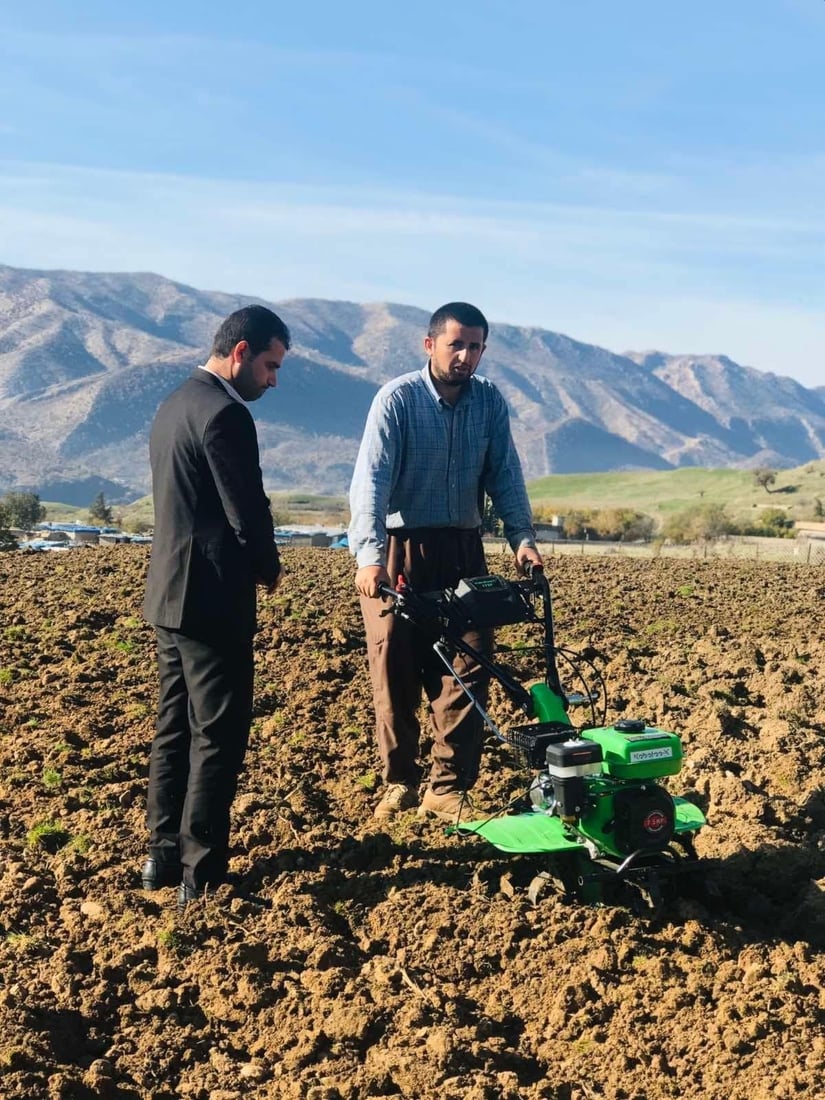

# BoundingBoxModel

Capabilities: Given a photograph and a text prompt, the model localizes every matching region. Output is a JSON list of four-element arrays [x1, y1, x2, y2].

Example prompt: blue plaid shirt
[[349, 364, 536, 568]]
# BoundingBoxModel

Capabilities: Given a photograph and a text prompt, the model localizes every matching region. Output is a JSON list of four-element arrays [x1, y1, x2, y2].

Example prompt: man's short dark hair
[[428, 302, 489, 342], [211, 305, 291, 357]]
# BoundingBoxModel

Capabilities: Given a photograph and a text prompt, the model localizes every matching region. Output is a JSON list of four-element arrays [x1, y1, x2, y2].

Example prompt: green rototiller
[[381, 566, 706, 907]]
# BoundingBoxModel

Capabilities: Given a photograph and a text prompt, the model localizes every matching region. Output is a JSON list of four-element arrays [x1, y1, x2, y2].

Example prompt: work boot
[[417, 787, 478, 823], [374, 783, 419, 820]]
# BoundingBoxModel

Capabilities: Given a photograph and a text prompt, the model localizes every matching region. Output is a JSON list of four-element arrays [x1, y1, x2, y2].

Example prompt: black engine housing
[[611, 786, 676, 854]]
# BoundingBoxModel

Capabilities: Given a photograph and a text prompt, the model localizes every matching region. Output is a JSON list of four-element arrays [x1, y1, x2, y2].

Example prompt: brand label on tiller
[[643, 811, 668, 833], [629, 747, 674, 763]]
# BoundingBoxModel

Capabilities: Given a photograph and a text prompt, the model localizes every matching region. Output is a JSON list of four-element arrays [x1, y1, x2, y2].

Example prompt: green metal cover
[[453, 798, 705, 854], [529, 682, 571, 725], [587, 725, 683, 778], [673, 796, 706, 832], [453, 814, 584, 853]]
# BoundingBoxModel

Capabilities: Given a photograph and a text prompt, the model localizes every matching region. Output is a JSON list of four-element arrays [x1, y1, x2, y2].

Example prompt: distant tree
[[481, 495, 503, 537], [662, 503, 732, 543], [0, 502, 18, 551], [120, 517, 153, 535], [557, 508, 656, 542], [762, 509, 794, 537], [89, 492, 114, 525], [266, 493, 293, 529], [532, 504, 561, 524], [814, 498, 824, 520], [701, 505, 734, 540], [753, 467, 777, 493], [1, 491, 45, 530], [561, 509, 595, 540], [590, 508, 657, 542], [742, 507, 794, 538]]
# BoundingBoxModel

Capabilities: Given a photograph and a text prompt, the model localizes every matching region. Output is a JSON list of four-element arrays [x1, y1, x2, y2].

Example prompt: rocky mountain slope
[[1, 264, 823, 503]]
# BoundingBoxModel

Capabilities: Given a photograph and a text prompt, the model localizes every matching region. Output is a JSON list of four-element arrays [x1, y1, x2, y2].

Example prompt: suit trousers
[[146, 627, 254, 889], [360, 527, 492, 794]]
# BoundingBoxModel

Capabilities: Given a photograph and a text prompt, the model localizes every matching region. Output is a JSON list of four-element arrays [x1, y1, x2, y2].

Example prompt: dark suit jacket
[[143, 369, 280, 640]]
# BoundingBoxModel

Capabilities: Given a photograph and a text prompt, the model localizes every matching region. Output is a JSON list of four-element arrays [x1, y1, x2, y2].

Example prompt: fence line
[[484, 536, 825, 565]]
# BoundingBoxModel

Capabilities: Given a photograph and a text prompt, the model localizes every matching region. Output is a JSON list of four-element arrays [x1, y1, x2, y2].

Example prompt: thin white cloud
[[8, 156, 818, 237], [0, 26, 371, 66], [0, 159, 822, 387], [1, 160, 820, 256]]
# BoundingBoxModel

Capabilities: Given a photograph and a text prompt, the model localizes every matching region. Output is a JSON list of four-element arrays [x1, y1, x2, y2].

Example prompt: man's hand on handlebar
[[516, 545, 543, 577], [355, 564, 391, 598]]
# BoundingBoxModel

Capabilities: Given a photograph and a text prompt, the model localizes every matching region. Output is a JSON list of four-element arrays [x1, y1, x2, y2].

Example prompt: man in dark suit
[[141, 304, 290, 909]]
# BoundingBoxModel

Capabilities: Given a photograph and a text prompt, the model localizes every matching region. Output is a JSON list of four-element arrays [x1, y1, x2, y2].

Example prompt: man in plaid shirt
[[349, 301, 542, 823]]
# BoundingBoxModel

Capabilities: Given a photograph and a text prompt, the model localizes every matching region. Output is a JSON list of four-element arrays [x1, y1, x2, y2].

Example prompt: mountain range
[[1, 263, 823, 504]]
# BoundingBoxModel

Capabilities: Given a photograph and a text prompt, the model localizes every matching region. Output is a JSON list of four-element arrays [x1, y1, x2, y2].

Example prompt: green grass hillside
[[528, 460, 825, 526], [37, 460, 825, 530], [107, 491, 350, 531], [41, 501, 85, 522]]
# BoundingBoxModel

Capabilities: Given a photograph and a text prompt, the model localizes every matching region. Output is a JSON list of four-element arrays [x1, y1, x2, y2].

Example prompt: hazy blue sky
[[1, 0, 823, 386]]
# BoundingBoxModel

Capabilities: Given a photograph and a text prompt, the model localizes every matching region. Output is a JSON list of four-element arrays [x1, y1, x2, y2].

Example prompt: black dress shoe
[[177, 882, 206, 911], [140, 858, 182, 890]]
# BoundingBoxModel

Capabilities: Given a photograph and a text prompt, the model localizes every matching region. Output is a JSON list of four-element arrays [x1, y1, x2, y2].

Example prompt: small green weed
[[6, 932, 41, 954], [157, 923, 194, 956], [0, 1046, 28, 1070], [26, 819, 70, 852], [642, 619, 678, 636], [772, 969, 798, 991], [157, 925, 183, 951], [70, 834, 91, 855], [0, 668, 14, 685], [4, 626, 26, 640], [356, 770, 378, 792], [675, 584, 695, 598], [710, 689, 738, 706], [42, 767, 62, 789], [123, 702, 150, 720], [385, 817, 415, 844]]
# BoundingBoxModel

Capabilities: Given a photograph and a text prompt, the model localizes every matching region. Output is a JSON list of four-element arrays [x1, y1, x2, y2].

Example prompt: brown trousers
[[360, 528, 492, 794]]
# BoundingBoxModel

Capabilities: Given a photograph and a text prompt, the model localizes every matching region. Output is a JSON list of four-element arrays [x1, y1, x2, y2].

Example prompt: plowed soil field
[[1, 546, 824, 1100]]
